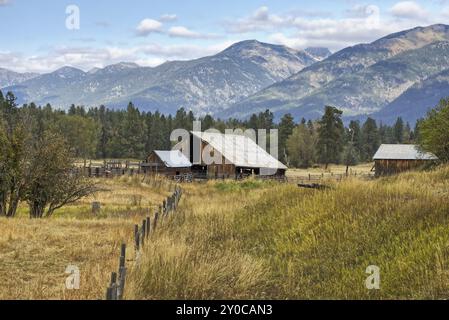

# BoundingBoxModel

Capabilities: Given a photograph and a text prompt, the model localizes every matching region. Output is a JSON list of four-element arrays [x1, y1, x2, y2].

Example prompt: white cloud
[[168, 26, 220, 39], [227, 4, 435, 51], [0, 0, 11, 6], [0, 40, 240, 73], [140, 41, 237, 60], [159, 14, 178, 22], [226, 6, 295, 33], [390, 1, 429, 20], [168, 26, 200, 38], [3, 3, 445, 73], [268, 33, 308, 49], [136, 18, 163, 36]]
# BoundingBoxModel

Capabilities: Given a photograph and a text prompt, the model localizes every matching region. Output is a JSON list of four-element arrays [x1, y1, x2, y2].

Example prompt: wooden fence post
[[106, 287, 113, 300], [117, 243, 127, 300], [153, 211, 159, 230], [141, 220, 146, 246], [167, 199, 170, 213], [134, 224, 140, 251], [146, 217, 151, 238], [110, 272, 117, 300]]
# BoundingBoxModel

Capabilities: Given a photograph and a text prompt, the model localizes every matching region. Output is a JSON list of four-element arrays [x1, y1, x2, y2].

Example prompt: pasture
[[127, 165, 449, 299], [0, 175, 173, 299], [1, 164, 448, 299]]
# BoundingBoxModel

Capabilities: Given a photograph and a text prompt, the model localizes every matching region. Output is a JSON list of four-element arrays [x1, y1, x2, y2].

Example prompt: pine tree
[[278, 113, 295, 163], [316, 106, 345, 168], [361, 117, 380, 161], [119, 102, 146, 158], [393, 117, 404, 143]]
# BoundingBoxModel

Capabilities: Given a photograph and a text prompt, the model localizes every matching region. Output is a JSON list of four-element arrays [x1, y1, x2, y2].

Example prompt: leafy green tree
[[24, 131, 97, 218], [286, 123, 317, 168], [0, 92, 33, 217], [316, 106, 345, 168], [58, 115, 98, 166], [418, 98, 449, 162]]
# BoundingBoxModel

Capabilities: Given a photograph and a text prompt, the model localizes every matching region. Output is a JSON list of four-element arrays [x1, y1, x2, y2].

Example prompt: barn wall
[[193, 139, 237, 178], [375, 159, 431, 176], [143, 152, 191, 176]]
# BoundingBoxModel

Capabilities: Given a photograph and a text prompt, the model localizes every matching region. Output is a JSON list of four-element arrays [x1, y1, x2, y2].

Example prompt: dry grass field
[[1, 164, 448, 300], [0, 175, 173, 300], [127, 165, 449, 300], [286, 163, 374, 179]]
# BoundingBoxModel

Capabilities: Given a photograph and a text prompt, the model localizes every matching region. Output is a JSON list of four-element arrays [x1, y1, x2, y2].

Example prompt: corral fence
[[285, 172, 375, 185], [105, 186, 183, 300]]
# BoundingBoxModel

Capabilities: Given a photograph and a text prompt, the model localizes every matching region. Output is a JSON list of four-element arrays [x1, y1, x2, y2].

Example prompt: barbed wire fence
[[105, 186, 183, 300]]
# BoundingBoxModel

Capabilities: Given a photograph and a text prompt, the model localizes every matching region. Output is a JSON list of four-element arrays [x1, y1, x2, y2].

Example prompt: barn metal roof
[[191, 131, 288, 170], [153, 150, 192, 168], [373, 144, 438, 160]]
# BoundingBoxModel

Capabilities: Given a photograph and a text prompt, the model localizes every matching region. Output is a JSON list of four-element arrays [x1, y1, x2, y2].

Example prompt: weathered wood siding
[[190, 134, 286, 179], [143, 152, 191, 176], [375, 159, 431, 176]]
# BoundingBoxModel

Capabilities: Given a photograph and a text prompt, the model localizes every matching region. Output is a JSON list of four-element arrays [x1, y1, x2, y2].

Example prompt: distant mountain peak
[[378, 24, 449, 42], [99, 62, 141, 74], [53, 66, 85, 78], [222, 40, 293, 55], [0, 68, 39, 88], [110, 62, 140, 69], [87, 67, 101, 74], [304, 47, 332, 60]]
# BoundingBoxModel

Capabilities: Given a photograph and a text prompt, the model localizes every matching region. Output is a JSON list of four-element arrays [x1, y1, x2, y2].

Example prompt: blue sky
[[0, 0, 448, 73]]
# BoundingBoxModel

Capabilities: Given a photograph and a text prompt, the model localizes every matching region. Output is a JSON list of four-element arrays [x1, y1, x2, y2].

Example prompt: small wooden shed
[[373, 144, 438, 176], [141, 150, 192, 176]]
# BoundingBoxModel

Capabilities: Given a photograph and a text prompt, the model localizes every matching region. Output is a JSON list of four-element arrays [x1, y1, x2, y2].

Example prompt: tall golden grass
[[0, 175, 173, 300], [2, 167, 448, 300], [127, 165, 449, 299]]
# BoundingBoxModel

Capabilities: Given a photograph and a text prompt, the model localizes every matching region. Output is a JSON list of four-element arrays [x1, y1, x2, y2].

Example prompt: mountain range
[[222, 24, 449, 123], [2, 24, 449, 124], [2, 41, 329, 115], [0, 68, 39, 88]]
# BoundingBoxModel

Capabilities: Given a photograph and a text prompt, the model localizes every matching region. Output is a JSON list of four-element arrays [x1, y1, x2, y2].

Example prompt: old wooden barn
[[141, 150, 192, 176], [188, 131, 287, 179], [373, 144, 438, 176]]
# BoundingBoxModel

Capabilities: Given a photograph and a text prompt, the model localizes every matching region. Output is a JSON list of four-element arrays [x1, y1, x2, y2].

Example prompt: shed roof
[[153, 150, 192, 168], [373, 144, 438, 160], [191, 131, 287, 170]]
